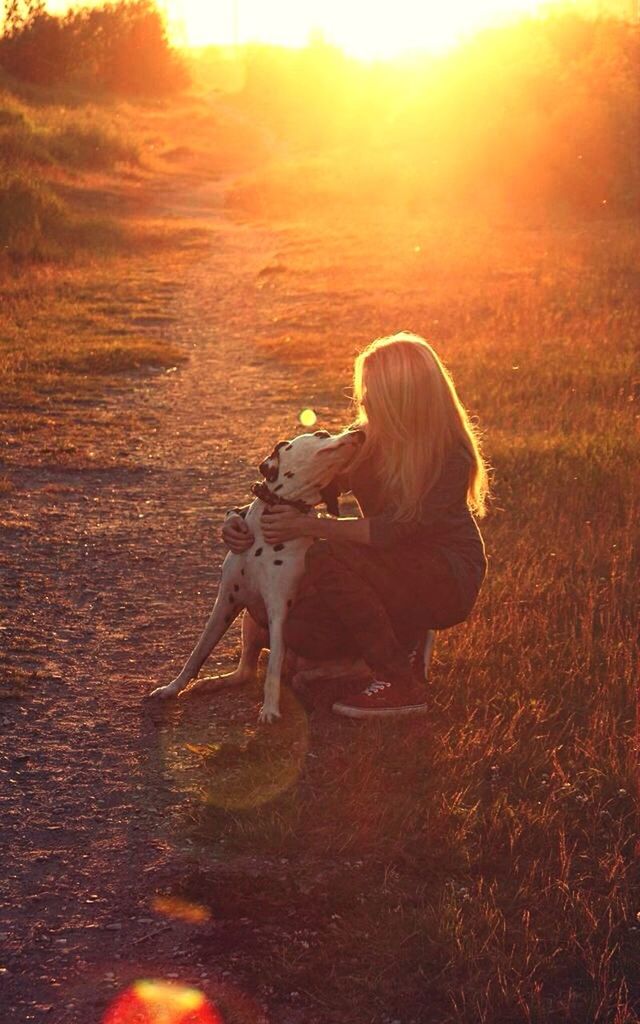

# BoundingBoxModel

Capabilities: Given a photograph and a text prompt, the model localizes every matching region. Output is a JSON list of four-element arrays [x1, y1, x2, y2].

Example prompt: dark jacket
[[338, 442, 487, 626]]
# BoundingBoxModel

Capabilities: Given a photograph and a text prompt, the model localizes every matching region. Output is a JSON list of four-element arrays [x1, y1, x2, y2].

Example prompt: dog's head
[[258, 427, 365, 513]]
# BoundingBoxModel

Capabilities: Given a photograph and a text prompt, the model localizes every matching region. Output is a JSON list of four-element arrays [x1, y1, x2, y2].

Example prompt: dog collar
[[251, 481, 312, 514]]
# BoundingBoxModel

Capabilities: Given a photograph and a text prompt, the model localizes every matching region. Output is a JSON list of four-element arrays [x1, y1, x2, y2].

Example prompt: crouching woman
[[227, 331, 489, 719]]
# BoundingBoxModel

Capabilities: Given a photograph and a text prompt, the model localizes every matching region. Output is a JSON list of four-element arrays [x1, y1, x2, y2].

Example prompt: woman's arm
[[261, 506, 371, 546], [307, 514, 371, 545]]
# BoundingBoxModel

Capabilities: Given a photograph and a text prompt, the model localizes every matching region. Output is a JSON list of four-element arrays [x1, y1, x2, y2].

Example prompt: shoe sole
[[331, 701, 430, 719]]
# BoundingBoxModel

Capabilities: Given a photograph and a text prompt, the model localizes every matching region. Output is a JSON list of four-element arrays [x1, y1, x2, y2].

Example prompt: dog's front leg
[[258, 611, 286, 724], [149, 561, 244, 699], [190, 610, 267, 693]]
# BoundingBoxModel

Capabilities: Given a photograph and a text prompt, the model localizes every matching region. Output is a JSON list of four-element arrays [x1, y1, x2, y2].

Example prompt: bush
[[0, 175, 66, 257], [0, 173, 124, 260], [0, 117, 51, 165], [47, 125, 138, 169], [0, 116, 138, 171], [0, 0, 188, 95]]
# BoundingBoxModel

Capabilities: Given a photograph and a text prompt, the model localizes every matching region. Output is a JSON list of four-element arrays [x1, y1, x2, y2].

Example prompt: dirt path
[[1, 179, 346, 1024]]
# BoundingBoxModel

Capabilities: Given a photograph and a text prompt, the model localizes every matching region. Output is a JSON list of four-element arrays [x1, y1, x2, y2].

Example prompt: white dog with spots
[[149, 427, 365, 722]]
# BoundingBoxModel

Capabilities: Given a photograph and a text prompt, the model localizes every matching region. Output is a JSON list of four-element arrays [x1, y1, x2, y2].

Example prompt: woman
[[223, 332, 489, 719]]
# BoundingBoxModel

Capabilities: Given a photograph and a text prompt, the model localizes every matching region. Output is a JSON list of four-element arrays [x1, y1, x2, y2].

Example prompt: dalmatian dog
[[149, 426, 366, 722]]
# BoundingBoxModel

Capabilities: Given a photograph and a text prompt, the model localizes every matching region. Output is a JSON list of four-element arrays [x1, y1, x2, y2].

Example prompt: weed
[[0, 174, 65, 257], [47, 125, 139, 170]]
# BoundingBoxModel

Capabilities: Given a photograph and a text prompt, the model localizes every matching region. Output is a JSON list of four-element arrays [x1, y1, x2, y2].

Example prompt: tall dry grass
[[169, 213, 639, 1022]]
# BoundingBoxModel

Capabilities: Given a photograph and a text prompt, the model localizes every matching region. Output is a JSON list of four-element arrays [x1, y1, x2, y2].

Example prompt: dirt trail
[[1, 178, 343, 1024]]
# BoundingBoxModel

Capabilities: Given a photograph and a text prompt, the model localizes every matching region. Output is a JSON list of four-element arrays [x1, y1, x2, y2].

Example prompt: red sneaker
[[332, 678, 429, 719]]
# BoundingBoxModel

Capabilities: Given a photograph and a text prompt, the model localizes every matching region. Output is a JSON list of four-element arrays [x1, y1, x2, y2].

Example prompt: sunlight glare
[[158, 689, 309, 810], [171, 0, 552, 57], [299, 408, 317, 427], [103, 980, 221, 1024]]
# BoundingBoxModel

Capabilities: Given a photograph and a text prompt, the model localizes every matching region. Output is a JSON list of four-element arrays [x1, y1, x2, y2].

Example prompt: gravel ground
[[1, 180, 352, 1024]]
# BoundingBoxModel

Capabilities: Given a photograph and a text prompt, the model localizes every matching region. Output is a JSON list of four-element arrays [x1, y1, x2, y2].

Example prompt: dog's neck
[[251, 481, 317, 514]]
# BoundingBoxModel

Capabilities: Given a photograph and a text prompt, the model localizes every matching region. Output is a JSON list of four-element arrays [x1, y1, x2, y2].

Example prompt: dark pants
[[283, 538, 460, 686]]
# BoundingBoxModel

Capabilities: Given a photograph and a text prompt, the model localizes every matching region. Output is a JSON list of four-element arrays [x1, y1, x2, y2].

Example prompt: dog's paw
[[258, 704, 281, 724], [148, 683, 179, 700]]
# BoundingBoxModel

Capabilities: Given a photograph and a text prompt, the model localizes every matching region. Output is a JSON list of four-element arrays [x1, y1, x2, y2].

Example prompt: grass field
[[1, 68, 639, 1024], [168, 211, 639, 1022]]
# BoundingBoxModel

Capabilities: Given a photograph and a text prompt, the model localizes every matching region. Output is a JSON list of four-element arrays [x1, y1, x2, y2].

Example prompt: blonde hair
[[350, 332, 488, 521]]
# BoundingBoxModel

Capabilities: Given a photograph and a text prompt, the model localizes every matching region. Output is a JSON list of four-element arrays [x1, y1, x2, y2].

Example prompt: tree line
[[0, 0, 187, 94]]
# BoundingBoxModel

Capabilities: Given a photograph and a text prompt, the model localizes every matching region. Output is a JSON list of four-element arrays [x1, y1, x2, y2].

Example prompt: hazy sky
[[43, 0, 633, 56]]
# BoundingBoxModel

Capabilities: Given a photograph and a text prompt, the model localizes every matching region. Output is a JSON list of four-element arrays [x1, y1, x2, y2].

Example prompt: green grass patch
[[0, 172, 129, 261]]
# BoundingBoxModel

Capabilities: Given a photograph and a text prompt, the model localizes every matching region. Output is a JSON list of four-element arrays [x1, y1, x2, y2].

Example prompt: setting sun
[[168, 0, 554, 56]]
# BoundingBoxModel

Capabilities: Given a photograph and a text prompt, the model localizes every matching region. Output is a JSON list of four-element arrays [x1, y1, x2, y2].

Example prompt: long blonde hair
[[350, 332, 488, 521]]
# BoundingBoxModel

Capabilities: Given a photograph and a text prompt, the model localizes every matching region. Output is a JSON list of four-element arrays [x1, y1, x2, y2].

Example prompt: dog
[[149, 426, 366, 721]]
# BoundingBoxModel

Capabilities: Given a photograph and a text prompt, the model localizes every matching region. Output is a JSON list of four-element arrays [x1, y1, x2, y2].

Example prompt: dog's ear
[[259, 440, 289, 482], [320, 478, 341, 517]]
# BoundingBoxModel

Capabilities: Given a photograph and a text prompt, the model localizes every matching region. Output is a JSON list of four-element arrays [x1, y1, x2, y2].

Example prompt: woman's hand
[[222, 513, 254, 553], [261, 506, 315, 545]]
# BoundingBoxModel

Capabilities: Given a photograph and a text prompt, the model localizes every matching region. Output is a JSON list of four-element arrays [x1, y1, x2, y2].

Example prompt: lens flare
[[152, 896, 211, 924], [299, 408, 317, 427], [157, 688, 309, 810], [103, 980, 221, 1024]]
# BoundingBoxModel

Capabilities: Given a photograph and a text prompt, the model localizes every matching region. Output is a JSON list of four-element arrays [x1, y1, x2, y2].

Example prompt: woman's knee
[[283, 601, 330, 660]]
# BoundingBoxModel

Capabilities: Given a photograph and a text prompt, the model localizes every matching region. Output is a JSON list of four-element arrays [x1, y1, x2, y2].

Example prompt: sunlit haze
[[170, 0, 548, 55], [40, 0, 622, 58]]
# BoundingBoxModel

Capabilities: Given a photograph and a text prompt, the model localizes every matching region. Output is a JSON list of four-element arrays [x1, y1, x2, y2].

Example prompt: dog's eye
[[314, 430, 331, 439]]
